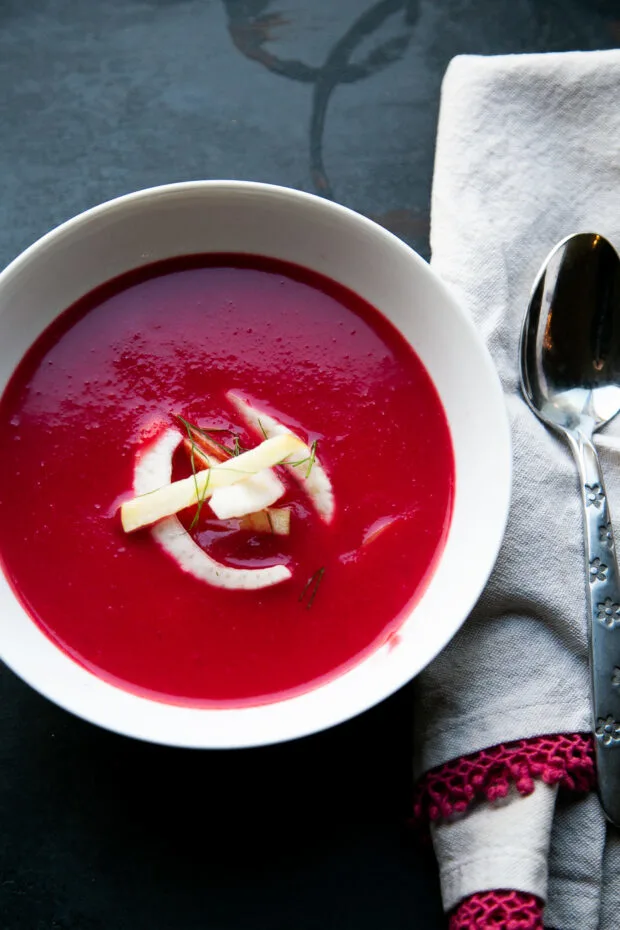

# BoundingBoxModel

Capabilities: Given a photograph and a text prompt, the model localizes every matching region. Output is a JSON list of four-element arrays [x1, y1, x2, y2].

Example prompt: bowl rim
[[0, 180, 512, 748]]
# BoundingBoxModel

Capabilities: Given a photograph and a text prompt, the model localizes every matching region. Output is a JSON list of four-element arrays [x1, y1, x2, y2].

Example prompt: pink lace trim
[[413, 733, 595, 824], [450, 890, 543, 929]]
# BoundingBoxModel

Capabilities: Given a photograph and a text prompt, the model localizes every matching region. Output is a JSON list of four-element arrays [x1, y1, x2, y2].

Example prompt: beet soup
[[0, 255, 454, 706]]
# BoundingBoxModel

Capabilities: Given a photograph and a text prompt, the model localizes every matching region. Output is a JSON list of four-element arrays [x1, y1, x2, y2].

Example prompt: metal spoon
[[520, 232, 620, 825]]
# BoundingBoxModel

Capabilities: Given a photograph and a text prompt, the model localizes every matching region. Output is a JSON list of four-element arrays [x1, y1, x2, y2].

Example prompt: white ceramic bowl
[[0, 181, 510, 748]]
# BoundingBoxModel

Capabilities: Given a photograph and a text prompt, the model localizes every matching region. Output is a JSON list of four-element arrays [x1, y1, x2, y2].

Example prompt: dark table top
[[1, 2, 619, 928]]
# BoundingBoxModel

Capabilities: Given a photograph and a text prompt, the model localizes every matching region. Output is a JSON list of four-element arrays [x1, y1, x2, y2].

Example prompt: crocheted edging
[[413, 732, 595, 824], [450, 890, 543, 930]]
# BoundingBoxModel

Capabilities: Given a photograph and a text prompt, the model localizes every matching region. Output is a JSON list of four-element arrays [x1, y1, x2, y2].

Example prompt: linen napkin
[[413, 49, 620, 930]]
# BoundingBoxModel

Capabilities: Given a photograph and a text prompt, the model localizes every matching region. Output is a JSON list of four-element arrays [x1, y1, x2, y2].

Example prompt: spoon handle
[[568, 431, 620, 825]]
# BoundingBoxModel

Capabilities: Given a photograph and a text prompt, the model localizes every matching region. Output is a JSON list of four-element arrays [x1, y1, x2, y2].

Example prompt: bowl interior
[[0, 182, 510, 747]]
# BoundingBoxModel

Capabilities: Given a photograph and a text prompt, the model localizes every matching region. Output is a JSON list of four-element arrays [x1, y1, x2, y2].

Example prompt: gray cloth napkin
[[413, 50, 620, 928]]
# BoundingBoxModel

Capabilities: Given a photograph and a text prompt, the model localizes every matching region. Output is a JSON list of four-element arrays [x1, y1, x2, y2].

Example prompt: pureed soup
[[0, 255, 454, 707]]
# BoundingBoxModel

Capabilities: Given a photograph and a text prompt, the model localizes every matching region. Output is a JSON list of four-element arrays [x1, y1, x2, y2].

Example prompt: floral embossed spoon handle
[[520, 233, 620, 825], [567, 431, 620, 822]]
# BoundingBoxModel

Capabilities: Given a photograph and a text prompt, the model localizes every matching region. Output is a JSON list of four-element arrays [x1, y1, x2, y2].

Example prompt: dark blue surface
[[1, 2, 619, 927]]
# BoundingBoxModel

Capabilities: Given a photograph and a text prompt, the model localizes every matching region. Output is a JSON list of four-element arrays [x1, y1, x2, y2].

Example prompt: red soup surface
[[0, 255, 454, 706]]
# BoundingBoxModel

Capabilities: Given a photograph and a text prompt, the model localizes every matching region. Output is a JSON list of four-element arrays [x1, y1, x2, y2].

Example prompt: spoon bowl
[[520, 232, 620, 825], [521, 233, 620, 436]]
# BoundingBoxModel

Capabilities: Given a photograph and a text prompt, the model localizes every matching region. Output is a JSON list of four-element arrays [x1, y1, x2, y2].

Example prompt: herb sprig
[[178, 417, 211, 530], [288, 440, 318, 479], [299, 566, 325, 610], [174, 414, 245, 459]]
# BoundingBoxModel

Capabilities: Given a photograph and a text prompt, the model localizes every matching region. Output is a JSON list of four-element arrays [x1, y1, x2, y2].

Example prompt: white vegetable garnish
[[362, 515, 400, 546], [121, 431, 304, 533], [182, 429, 285, 523], [153, 519, 290, 590], [227, 392, 335, 523], [209, 468, 285, 520], [133, 428, 291, 590]]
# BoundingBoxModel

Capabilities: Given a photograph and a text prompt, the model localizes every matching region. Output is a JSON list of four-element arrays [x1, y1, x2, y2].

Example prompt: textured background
[[1, 2, 619, 927]]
